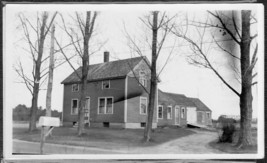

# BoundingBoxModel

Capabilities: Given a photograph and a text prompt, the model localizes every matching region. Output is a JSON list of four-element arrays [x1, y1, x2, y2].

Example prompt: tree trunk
[[77, 11, 91, 136], [45, 24, 55, 117], [29, 84, 39, 132], [78, 80, 87, 136], [237, 10, 253, 147], [28, 12, 48, 132], [144, 11, 158, 142]]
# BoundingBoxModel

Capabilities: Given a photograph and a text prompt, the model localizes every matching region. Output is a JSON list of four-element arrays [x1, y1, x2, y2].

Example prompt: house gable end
[[127, 58, 151, 79]]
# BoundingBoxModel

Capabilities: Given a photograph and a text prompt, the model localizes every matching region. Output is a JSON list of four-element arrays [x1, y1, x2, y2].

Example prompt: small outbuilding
[[187, 97, 212, 127]]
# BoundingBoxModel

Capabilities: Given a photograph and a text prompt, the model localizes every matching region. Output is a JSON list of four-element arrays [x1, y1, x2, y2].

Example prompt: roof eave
[[61, 75, 127, 85]]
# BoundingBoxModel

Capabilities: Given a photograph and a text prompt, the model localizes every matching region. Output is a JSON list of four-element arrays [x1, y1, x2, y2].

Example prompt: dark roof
[[163, 92, 196, 107], [158, 89, 195, 107], [158, 90, 176, 104], [62, 57, 144, 84], [188, 98, 211, 112]]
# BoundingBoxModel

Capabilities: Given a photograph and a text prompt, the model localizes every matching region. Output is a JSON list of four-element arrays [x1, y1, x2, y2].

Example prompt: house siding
[[197, 111, 212, 126], [63, 78, 126, 126], [157, 103, 187, 127], [126, 76, 157, 126], [157, 105, 174, 126]]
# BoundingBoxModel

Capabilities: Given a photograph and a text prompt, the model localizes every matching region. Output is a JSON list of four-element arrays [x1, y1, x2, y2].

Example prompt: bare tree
[[125, 11, 175, 142], [171, 10, 257, 147], [55, 11, 98, 136], [15, 12, 57, 132]]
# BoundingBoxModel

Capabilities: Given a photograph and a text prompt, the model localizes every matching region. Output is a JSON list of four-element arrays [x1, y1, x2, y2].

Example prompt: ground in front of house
[[12, 122, 257, 154]]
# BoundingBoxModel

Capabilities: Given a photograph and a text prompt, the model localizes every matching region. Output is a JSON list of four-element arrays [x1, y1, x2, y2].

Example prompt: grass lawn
[[209, 129, 257, 154], [13, 126, 196, 150]]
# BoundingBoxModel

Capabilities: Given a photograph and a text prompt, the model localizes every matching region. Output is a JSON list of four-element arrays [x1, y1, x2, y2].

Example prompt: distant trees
[[13, 104, 62, 121], [217, 115, 237, 124]]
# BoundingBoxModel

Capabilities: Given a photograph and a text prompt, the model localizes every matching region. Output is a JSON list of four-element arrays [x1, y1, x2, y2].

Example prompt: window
[[98, 97, 113, 114], [71, 99, 79, 115], [141, 122, 146, 127], [140, 97, 147, 115], [99, 98, 105, 114], [72, 84, 79, 92], [207, 112, 211, 119], [167, 106, 172, 119], [103, 122, 110, 127], [181, 107, 185, 118], [106, 98, 113, 114], [84, 97, 90, 122], [102, 80, 110, 89], [158, 105, 163, 119], [139, 71, 147, 87]]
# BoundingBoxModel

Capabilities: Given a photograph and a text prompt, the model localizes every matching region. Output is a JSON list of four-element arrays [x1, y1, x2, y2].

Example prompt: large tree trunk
[[144, 11, 158, 142], [237, 10, 253, 147], [77, 11, 91, 136], [45, 24, 55, 117], [29, 12, 48, 132]]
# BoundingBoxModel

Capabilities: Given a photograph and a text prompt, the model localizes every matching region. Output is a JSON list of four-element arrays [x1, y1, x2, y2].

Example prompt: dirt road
[[130, 129, 224, 154]]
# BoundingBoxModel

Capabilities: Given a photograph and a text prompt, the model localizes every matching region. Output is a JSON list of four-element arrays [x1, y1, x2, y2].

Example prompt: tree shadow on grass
[[208, 129, 258, 154], [13, 126, 196, 149], [209, 141, 257, 154]]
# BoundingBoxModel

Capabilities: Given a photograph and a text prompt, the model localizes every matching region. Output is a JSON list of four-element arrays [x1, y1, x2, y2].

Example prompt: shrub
[[218, 122, 236, 143]]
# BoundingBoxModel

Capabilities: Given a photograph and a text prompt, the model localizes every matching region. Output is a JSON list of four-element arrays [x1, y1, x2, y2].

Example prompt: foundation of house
[[63, 121, 157, 129]]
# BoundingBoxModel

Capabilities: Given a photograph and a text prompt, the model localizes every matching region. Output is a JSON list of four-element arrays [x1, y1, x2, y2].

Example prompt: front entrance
[[175, 106, 180, 125], [84, 97, 90, 124]]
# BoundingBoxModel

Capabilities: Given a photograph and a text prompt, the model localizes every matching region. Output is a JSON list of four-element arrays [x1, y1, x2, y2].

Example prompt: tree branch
[[55, 37, 81, 79], [76, 12, 85, 38], [59, 13, 83, 57], [251, 34, 258, 40], [212, 35, 240, 60], [208, 11, 241, 45], [44, 12, 58, 37], [251, 81, 257, 86], [171, 30, 241, 97], [157, 37, 176, 78], [14, 61, 34, 95], [123, 23, 151, 69], [88, 11, 97, 40], [232, 11, 241, 40]]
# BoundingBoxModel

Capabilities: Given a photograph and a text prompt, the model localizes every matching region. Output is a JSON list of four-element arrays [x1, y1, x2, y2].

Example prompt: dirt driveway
[[129, 129, 223, 154]]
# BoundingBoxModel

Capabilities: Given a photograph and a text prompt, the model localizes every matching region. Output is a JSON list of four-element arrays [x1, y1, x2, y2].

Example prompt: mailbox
[[39, 116, 60, 127]]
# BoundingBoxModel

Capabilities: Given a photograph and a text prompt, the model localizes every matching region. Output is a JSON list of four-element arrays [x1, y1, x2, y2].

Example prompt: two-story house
[[61, 52, 212, 129], [61, 52, 157, 129]]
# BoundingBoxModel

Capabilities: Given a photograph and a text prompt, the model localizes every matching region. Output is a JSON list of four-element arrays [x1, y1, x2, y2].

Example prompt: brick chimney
[[104, 51, 109, 63]]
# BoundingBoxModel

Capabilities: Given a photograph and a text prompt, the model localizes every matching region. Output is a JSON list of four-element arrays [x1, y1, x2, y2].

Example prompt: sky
[[4, 4, 263, 119]]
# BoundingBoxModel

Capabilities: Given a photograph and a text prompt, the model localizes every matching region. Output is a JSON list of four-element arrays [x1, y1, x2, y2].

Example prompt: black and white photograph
[[3, 3, 264, 161]]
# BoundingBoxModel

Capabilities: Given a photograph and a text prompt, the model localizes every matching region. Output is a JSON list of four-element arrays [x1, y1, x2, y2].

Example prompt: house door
[[84, 97, 90, 124], [175, 106, 180, 125]]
